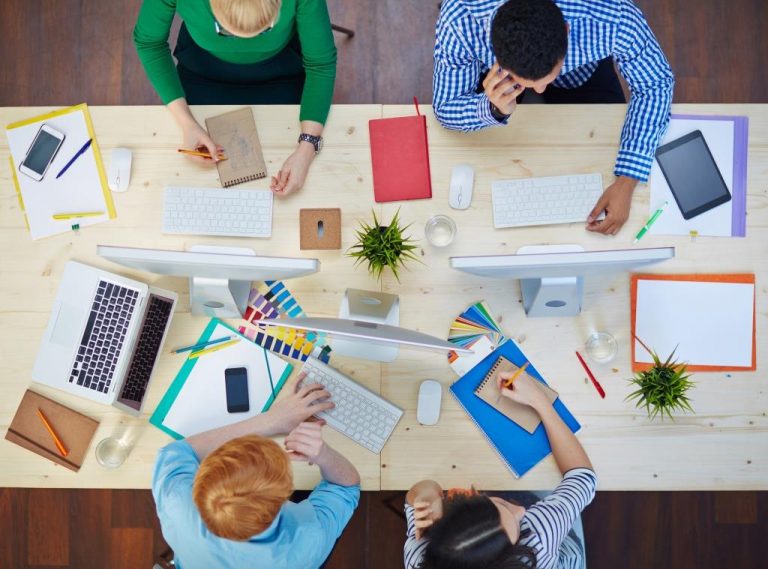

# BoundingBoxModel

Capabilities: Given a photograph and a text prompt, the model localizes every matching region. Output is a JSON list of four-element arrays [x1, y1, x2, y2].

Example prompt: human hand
[[497, 373, 550, 411], [482, 62, 525, 117], [284, 421, 327, 463], [265, 373, 334, 435], [181, 120, 223, 165], [270, 144, 315, 196], [412, 497, 444, 540], [586, 176, 638, 235]]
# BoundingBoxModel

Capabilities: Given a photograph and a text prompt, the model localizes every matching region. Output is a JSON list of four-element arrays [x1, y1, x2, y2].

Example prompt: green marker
[[634, 201, 668, 243]]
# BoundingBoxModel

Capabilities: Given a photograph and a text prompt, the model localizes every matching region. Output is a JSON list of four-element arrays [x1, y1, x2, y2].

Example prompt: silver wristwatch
[[298, 133, 323, 154]]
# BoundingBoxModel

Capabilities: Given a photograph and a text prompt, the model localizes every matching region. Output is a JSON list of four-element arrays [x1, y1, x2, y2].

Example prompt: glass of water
[[95, 436, 132, 469], [585, 332, 618, 363], [425, 214, 457, 247]]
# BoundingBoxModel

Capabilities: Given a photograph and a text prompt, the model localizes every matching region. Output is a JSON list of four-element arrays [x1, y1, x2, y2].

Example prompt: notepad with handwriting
[[474, 356, 559, 434], [205, 107, 267, 187], [369, 107, 432, 202], [5, 390, 99, 472]]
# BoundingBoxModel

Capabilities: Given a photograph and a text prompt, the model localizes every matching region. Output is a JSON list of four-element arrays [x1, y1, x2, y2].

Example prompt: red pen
[[575, 351, 606, 399]]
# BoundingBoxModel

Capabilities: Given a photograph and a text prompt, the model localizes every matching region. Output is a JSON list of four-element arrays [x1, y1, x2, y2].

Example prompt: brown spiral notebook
[[205, 107, 268, 187], [5, 389, 100, 472], [474, 356, 559, 434]]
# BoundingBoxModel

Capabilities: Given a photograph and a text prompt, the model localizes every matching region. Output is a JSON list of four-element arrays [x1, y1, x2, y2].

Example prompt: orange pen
[[36, 408, 69, 457]]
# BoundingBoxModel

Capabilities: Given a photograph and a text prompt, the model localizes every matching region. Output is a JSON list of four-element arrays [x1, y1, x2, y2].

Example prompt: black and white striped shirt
[[404, 468, 597, 569]]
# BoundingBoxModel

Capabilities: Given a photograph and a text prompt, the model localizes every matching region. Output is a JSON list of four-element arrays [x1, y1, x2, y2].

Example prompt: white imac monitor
[[253, 317, 473, 363], [451, 244, 675, 317], [98, 244, 319, 318]]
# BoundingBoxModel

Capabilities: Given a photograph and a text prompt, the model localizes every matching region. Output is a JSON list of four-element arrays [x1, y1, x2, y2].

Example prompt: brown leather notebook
[[205, 107, 268, 187], [5, 390, 99, 472], [474, 356, 559, 434]]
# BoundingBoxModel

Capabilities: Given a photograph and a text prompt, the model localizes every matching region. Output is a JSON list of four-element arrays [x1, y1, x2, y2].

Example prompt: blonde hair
[[192, 435, 293, 540], [210, 0, 281, 36]]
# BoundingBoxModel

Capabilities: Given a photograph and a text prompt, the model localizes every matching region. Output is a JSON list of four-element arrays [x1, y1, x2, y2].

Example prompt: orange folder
[[630, 273, 756, 372], [368, 98, 432, 203]]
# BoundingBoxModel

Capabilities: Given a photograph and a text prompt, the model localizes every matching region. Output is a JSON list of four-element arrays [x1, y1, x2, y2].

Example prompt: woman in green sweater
[[134, 0, 336, 196]]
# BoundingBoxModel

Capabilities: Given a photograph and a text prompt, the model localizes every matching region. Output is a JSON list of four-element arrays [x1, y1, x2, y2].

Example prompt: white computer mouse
[[417, 379, 442, 426], [108, 147, 132, 192], [449, 164, 474, 210]]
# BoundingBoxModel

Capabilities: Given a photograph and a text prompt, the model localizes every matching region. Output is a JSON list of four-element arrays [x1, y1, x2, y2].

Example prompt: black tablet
[[654, 130, 731, 220]]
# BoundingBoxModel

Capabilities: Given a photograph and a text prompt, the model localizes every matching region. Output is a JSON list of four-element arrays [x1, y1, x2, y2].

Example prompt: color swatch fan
[[447, 301, 507, 375], [239, 281, 331, 363]]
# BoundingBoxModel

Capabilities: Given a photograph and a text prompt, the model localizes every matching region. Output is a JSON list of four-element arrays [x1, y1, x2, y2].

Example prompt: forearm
[[315, 445, 360, 487], [185, 412, 279, 460], [167, 98, 198, 131], [535, 402, 593, 475]]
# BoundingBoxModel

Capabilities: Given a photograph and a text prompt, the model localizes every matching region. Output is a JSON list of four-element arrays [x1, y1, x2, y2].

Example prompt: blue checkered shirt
[[433, 0, 675, 181]]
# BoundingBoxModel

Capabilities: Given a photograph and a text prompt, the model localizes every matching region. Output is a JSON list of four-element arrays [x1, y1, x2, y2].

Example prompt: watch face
[[316, 137, 323, 152]]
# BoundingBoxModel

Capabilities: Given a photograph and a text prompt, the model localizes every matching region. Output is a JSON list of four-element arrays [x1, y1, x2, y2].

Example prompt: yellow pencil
[[52, 211, 105, 220], [188, 339, 239, 359], [501, 362, 529, 389], [177, 148, 227, 160]]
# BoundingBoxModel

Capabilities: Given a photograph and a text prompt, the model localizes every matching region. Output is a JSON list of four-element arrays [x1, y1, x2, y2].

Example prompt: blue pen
[[172, 335, 233, 354], [56, 138, 93, 179]]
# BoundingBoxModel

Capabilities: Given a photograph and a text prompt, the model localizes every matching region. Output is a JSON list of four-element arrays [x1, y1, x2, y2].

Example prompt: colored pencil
[[36, 408, 69, 457]]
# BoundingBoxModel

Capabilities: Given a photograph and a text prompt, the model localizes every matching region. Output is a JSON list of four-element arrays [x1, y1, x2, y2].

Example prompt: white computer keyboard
[[491, 173, 603, 229], [163, 186, 273, 237], [299, 357, 403, 454]]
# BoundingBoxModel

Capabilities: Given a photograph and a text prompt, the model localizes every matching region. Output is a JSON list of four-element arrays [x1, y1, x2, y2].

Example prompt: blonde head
[[210, 0, 282, 37], [192, 435, 293, 540]]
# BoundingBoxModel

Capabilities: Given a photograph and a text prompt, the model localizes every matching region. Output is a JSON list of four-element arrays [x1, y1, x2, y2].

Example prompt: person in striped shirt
[[404, 372, 596, 569], [433, 0, 675, 236]]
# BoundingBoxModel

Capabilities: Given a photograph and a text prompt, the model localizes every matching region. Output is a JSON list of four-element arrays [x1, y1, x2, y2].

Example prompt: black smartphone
[[225, 367, 249, 413]]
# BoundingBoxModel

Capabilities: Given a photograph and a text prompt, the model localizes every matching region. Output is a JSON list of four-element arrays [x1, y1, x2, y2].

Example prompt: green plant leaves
[[626, 345, 694, 421], [346, 209, 420, 282]]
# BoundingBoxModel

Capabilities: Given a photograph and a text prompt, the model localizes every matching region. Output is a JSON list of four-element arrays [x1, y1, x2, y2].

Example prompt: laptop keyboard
[[119, 294, 174, 404], [69, 280, 139, 393]]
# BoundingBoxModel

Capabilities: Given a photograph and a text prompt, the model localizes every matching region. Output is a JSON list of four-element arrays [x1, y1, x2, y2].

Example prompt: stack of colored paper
[[238, 281, 330, 363], [447, 301, 507, 375]]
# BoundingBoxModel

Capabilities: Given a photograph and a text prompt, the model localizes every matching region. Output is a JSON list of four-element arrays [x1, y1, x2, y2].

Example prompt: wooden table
[[1, 104, 766, 491]]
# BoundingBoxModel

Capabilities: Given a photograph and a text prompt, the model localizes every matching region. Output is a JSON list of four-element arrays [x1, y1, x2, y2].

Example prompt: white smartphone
[[19, 123, 66, 181]]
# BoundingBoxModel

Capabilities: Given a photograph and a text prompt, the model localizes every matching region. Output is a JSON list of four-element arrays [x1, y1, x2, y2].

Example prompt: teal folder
[[450, 339, 581, 478], [150, 319, 293, 439]]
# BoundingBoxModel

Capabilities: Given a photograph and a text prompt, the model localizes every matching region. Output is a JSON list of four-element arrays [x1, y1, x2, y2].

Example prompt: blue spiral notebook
[[450, 339, 581, 478]]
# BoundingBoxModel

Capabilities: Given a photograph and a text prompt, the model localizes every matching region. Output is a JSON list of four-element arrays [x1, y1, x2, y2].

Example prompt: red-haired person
[[152, 373, 360, 569]]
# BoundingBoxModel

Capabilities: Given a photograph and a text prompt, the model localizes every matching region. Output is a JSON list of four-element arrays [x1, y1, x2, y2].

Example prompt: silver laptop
[[33, 261, 177, 415]]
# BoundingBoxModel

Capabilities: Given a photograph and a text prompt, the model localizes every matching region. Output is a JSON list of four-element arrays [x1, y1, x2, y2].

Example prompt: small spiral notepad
[[205, 107, 267, 188], [474, 356, 559, 434]]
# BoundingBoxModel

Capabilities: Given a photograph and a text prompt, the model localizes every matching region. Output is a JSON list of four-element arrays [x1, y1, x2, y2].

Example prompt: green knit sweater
[[133, 0, 337, 124]]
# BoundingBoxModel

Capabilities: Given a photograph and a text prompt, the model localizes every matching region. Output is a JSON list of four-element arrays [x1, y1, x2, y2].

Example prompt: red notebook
[[369, 100, 432, 202]]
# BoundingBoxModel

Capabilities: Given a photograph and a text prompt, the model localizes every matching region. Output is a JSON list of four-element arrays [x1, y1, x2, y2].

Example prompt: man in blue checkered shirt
[[433, 0, 674, 235]]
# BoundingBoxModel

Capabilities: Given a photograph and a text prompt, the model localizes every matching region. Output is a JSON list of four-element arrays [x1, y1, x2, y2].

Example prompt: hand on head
[[482, 62, 525, 116], [412, 497, 444, 540], [267, 372, 334, 435]]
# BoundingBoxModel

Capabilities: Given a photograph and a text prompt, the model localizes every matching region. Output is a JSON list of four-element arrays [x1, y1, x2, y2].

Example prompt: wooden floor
[[2, 0, 766, 567], [1, 488, 765, 569], [0, 0, 766, 106]]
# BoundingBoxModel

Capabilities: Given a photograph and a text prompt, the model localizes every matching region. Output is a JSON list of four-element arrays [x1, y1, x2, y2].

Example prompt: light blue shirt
[[152, 440, 360, 569]]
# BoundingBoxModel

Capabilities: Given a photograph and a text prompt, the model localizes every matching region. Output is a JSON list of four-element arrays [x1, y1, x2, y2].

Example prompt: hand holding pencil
[[180, 120, 225, 164], [496, 370, 550, 410]]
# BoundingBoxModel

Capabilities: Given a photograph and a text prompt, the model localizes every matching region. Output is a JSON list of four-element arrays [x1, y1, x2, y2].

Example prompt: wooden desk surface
[[1, 104, 766, 490]]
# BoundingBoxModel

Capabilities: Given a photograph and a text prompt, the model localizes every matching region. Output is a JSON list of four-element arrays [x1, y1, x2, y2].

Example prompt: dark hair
[[491, 0, 567, 80], [418, 494, 537, 569]]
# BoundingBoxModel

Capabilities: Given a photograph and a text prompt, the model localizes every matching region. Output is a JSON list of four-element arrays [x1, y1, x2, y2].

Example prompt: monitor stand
[[188, 245, 254, 318], [519, 244, 585, 317], [332, 289, 400, 362]]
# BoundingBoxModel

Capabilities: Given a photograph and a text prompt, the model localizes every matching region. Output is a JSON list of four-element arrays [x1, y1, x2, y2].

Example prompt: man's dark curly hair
[[491, 0, 568, 80]]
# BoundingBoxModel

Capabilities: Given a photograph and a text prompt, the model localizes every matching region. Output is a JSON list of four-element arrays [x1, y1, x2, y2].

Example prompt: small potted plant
[[626, 337, 695, 421], [347, 209, 419, 282]]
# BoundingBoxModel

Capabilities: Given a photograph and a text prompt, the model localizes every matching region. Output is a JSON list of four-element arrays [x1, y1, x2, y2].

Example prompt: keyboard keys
[[299, 358, 403, 454], [162, 186, 273, 238], [492, 173, 603, 228]]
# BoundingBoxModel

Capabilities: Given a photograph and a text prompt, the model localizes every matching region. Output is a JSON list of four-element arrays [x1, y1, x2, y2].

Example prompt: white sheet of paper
[[162, 324, 291, 438], [6, 108, 111, 239], [648, 118, 734, 237], [634, 279, 754, 367]]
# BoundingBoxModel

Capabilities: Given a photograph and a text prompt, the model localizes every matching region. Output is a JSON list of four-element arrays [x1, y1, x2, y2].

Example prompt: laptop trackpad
[[51, 303, 86, 347]]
